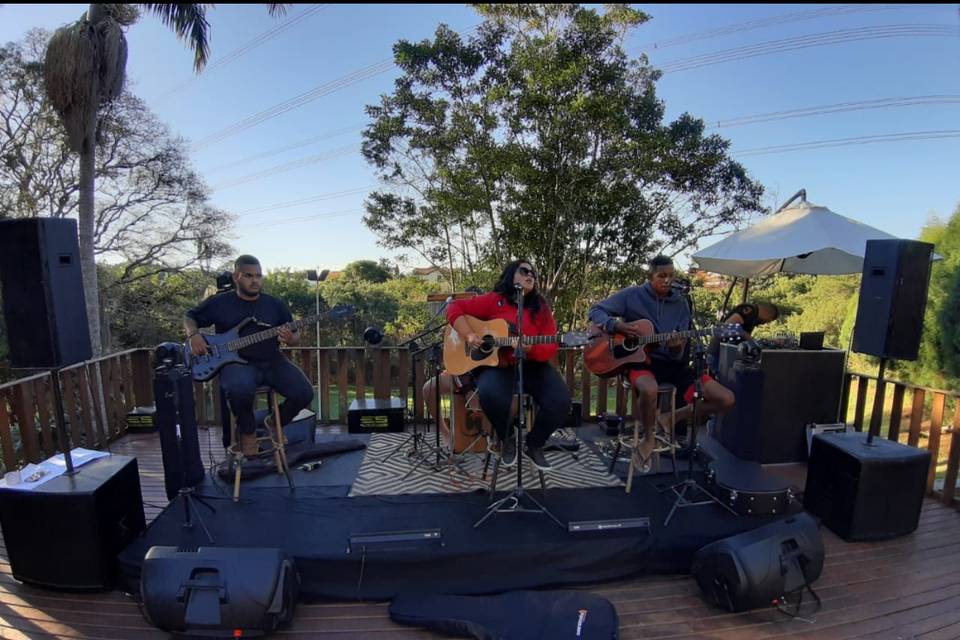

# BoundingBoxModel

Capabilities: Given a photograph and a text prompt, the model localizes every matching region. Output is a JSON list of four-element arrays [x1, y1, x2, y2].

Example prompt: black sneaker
[[500, 438, 518, 467], [525, 445, 553, 471]]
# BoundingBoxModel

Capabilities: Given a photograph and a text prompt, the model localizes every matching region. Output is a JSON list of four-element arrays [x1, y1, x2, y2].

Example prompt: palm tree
[[42, 4, 287, 355]]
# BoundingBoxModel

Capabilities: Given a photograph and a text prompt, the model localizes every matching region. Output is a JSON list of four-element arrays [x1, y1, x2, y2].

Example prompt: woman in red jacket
[[447, 260, 571, 470]]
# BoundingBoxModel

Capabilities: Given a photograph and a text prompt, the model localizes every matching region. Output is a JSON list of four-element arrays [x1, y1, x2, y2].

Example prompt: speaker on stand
[[851, 239, 934, 442]]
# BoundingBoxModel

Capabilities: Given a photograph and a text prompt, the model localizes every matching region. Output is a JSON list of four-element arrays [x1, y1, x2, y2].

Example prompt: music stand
[[377, 320, 446, 466], [402, 339, 450, 478], [474, 285, 564, 530]]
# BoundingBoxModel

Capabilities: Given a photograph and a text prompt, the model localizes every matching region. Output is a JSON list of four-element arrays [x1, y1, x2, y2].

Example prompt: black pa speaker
[[141, 546, 299, 637], [153, 364, 205, 500], [0, 455, 146, 589], [804, 431, 930, 541], [0, 217, 92, 367], [691, 512, 824, 612], [852, 239, 934, 361]]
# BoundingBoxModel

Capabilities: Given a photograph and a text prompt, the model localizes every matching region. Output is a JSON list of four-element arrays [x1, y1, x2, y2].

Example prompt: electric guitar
[[442, 315, 590, 375], [583, 319, 744, 378], [187, 304, 355, 381]]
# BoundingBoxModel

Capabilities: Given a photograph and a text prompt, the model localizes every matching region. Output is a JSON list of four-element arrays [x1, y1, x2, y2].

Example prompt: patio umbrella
[[692, 190, 900, 278]]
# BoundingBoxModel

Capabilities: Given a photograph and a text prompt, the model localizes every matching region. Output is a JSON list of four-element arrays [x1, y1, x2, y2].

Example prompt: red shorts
[[626, 365, 714, 406]]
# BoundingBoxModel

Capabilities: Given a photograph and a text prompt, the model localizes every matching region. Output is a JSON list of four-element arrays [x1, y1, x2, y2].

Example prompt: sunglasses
[[517, 266, 537, 278]]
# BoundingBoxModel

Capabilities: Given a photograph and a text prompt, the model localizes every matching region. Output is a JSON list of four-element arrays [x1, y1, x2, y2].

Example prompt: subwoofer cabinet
[[804, 431, 929, 541], [0, 455, 146, 589]]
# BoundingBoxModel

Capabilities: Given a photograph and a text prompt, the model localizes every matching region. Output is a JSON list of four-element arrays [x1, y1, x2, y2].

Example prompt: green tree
[[42, 3, 287, 354], [1, 31, 233, 289], [342, 260, 393, 284], [362, 4, 764, 327], [100, 264, 210, 350], [897, 207, 960, 389]]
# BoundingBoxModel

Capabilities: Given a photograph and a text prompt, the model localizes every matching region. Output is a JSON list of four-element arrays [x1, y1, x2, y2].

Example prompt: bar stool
[[226, 386, 295, 502], [610, 376, 680, 493]]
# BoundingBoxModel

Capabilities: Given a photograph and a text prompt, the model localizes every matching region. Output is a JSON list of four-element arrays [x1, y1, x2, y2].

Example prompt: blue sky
[[2, 4, 958, 272]]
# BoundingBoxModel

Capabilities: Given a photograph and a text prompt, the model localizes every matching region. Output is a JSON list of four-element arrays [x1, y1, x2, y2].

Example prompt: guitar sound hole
[[622, 337, 639, 351], [478, 336, 495, 355]]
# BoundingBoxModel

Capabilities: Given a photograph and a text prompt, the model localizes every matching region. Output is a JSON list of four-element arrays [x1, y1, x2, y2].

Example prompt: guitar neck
[[229, 314, 318, 351], [493, 334, 563, 347], [639, 326, 719, 345]]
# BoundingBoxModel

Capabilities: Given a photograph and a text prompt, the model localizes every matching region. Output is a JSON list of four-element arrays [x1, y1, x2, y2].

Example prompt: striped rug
[[349, 430, 623, 497]]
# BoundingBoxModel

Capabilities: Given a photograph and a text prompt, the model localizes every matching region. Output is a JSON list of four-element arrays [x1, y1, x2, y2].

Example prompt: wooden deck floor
[[1, 426, 959, 639]]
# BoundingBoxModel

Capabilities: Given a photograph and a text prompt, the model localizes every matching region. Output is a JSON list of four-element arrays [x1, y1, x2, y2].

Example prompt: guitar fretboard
[[492, 334, 566, 347], [228, 315, 320, 352], [635, 326, 732, 345]]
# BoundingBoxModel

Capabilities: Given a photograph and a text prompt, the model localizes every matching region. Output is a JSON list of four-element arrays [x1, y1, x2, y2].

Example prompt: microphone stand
[[660, 341, 737, 526], [474, 285, 564, 530]]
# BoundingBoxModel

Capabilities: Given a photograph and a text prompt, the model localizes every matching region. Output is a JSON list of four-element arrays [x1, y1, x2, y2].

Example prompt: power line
[[710, 95, 960, 128], [190, 23, 481, 151], [153, 5, 329, 101], [235, 207, 364, 229], [204, 124, 363, 174], [734, 129, 960, 156], [235, 186, 375, 216], [191, 60, 393, 150], [635, 4, 947, 51], [657, 25, 957, 74], [210, 144, 359, 190]]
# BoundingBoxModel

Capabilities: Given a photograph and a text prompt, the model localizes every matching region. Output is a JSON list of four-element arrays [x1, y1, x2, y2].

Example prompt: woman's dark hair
[[757, 301, 780, 322], [493, 259, 546, 315]]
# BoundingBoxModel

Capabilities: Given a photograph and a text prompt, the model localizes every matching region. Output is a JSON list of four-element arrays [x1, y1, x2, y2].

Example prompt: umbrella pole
[[719, 277, 737, 318], [741, 278, 750, 304]]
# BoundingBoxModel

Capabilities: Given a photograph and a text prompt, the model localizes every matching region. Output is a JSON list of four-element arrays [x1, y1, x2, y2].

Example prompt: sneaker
[[500, 437, 518, 467], [525, 445, 553, 471]]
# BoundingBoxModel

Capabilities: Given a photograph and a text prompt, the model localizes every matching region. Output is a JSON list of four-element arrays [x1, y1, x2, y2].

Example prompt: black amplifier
[[348, 397, 406, 433]]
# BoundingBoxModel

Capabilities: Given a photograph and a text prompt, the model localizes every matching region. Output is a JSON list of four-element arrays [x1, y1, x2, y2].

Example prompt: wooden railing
[[0, 349, 153, 474], [2, 345, 957, 507]]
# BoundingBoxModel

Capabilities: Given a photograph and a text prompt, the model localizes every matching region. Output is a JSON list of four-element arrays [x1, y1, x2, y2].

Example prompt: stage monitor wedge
[[852, 239, 934, 361], [0, 217, 92, 368]]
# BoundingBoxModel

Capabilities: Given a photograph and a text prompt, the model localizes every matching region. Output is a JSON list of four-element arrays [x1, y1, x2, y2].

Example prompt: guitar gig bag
[[389, 590, 618, 639]]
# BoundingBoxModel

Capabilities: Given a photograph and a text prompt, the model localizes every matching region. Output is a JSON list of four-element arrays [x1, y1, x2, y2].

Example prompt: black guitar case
[[389, 590, 619, 639]]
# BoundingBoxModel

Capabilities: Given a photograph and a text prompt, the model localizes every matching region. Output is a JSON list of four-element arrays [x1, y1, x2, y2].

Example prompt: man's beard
[[238, 283, 260, 298]]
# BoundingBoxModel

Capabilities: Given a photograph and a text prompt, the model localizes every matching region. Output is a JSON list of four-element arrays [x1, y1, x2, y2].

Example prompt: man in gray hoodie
[[588, 256, 735, 468]]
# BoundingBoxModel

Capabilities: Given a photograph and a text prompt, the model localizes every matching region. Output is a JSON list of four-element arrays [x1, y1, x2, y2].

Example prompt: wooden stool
[[227, 386, 295, 502], [610, 376, 679, 493]]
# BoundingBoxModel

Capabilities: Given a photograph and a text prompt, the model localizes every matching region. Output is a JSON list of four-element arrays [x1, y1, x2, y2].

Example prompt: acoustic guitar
[[442, 315, 589, 375], [583, 319, 743, 378], [186, 304, 355, 381]]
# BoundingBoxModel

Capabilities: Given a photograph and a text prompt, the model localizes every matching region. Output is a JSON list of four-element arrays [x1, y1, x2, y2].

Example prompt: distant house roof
[[412, 266, 441, 276], [690, 269, 729, 290], [325, 270, 344, 281]]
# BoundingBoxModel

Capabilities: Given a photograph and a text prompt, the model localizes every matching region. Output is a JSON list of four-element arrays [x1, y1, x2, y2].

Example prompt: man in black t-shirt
[[184, 255, 313, 456]]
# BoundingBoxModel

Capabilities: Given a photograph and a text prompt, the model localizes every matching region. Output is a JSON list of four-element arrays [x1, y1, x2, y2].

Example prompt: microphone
[[514, 283, 524, 291], [671, 278, 691, 295]]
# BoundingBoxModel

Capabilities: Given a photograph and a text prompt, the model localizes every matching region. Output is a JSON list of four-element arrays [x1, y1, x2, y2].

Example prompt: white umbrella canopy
[[692, 196, 900, 278]]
